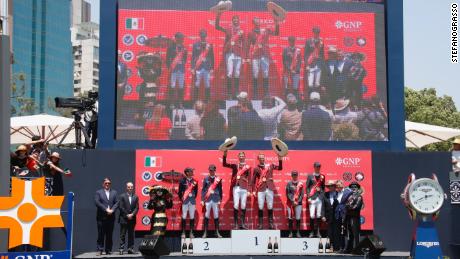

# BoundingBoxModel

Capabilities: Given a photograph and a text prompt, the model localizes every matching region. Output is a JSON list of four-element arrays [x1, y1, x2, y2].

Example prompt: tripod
[[57, 110, 92, 149]]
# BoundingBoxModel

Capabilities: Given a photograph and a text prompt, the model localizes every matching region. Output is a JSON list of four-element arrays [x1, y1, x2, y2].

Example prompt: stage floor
[[75, 251, 410, 259]]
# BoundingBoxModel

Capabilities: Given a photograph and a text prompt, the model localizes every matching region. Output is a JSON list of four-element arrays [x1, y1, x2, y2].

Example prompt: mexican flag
[[145, 156, 161, 167], [126, 18, 144, 30]]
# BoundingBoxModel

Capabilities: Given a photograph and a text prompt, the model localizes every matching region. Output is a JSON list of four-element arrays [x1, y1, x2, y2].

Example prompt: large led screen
[[116, 0, 387, 142]]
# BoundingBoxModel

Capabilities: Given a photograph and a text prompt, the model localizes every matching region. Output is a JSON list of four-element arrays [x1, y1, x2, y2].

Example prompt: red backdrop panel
[[118, 10, 376, 101], [135, 150, 373, 231]]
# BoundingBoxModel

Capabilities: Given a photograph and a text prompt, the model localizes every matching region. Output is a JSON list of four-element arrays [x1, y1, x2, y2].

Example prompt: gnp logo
[[335, 157, 361, 167], [0, 177, 64, 248], [335, 20, 363, 31]]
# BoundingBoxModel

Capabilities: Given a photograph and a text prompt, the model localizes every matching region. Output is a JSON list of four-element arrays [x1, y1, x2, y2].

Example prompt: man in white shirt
[[258, 96, 286, 140]]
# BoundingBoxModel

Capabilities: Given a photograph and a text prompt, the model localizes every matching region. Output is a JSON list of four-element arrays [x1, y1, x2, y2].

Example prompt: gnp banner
[[135, 150, 373, 231]]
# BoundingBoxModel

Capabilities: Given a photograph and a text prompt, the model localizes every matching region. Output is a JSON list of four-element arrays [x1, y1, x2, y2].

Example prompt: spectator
[[346, 52, 367, 110], [43, 152, 72, 196], [24, 149, 42, 178], [200, 101, 226, 140], [238, 99, 264, 140], [279, 94, 303, 140], [29, 135, 49, 163], [10, 145, 29, 176], [452, 137, 460, 173], [185, 101, 205, 140], [301, 92, 332, 140], [356, 99, 387, 140], [144, 104, 172, 140], [227, 91, 247, 138], [258, 96, 286, 140], [332, 98, 357, 124]]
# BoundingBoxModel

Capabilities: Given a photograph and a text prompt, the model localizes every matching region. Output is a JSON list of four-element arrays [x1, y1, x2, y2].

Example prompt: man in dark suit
[[118, 182, 139, 255], [322, 180, 339, 251], [94, 178, 119, 255], [334, 180, 352, 253]]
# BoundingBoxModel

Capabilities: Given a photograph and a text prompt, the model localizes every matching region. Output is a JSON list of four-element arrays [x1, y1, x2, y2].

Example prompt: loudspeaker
[[139, 235, 170, 258], [352, 235, 386, 256]]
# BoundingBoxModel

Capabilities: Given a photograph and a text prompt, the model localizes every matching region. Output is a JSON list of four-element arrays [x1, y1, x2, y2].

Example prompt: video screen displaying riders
[[116, 0, 388, 142]]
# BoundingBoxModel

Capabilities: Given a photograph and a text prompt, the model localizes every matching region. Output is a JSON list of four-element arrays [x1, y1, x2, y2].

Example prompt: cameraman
[[84, 91, 99, 148]]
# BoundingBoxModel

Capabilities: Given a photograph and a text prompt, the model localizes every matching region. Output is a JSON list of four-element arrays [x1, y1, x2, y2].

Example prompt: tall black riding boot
[[226, 76, 232, 100], [202, 218, 209, 238], [316, 218, 322, 238], [189, 219, 195, 238], [258, 210, 264, 229], [233, 209, 239, 229], [240, 209, 248, 229], [234, 77, 240, 99], [296, 219, 302, 238], [253, 78, 259, 99], [181, 218, 186, 238], [214, 218, 222, 238], [205, 88, 210, 101], [308, 218, 315, 238], [288, 219, 293, 238], [193, 87, 199, 101], [263, 78, 269, 97], [268, 209, 274, 229]]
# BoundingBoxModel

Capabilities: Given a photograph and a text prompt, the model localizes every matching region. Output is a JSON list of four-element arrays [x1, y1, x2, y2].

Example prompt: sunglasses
[[104, 182, 111, 185]]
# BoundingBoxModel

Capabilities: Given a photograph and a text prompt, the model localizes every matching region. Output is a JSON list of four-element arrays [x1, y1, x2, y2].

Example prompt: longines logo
[[416, 241, 439, 248], [335, 157, 361, 167], [0, 178, 64, 248], [335, 20, 363, 31]]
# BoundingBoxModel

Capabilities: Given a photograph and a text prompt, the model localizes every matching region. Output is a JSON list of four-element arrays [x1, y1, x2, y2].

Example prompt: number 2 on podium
[[203, 241, 209, 251]]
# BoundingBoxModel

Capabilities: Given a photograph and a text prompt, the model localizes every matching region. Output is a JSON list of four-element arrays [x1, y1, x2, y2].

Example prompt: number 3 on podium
[[302, 241, 308, 251]]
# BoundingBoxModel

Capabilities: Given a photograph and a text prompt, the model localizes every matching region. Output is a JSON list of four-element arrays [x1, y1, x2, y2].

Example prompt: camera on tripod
[[54, 91, 99, 149], [54, 90, 98, 111]]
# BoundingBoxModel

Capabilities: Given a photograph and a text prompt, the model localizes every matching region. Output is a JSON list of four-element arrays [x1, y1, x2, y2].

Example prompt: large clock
[[407, 178, 445, 215]]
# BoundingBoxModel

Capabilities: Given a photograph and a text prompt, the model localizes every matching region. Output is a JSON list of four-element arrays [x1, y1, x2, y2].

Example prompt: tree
[[10, 72, 37, 116], [405, 87, 460, 151]]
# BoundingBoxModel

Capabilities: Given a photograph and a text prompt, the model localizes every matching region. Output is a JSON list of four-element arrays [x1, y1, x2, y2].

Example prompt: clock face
[[408, 178, 444, 215]]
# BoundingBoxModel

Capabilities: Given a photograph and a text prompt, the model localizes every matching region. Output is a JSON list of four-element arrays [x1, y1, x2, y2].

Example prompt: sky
[[89, 0, 460, 107], [404, 0, 459, 108]]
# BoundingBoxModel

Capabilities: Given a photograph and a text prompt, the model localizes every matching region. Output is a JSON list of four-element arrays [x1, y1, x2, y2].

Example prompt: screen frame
[[99, 0, 404, 151]]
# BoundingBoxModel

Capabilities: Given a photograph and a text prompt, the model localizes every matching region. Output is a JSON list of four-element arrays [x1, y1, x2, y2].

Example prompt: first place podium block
[[231, 230, 280, 254]]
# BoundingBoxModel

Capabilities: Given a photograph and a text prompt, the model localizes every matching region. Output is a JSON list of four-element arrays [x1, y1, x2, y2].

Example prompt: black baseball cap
[[184, 167, 194, 173], [208, 164, 217, 171], [313, 162, 321, 167]]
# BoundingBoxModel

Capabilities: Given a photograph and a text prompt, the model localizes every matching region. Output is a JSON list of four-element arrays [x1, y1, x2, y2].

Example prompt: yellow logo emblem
[[0, 177, 64, 248]]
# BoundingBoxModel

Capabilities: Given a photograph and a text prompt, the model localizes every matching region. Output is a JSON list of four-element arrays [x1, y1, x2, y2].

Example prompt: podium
[[181, 230, 327, 255]]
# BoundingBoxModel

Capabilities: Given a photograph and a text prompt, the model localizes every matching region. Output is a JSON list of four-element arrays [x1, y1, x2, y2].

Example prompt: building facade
[[71, 22, 99, 96], [12, 0, 73, 114], [71, 0, 91, 27]]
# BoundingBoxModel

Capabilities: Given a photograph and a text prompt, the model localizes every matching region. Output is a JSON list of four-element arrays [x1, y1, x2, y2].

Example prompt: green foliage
[[10, 72, 37, 116], [405, 87, 460, 151]]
